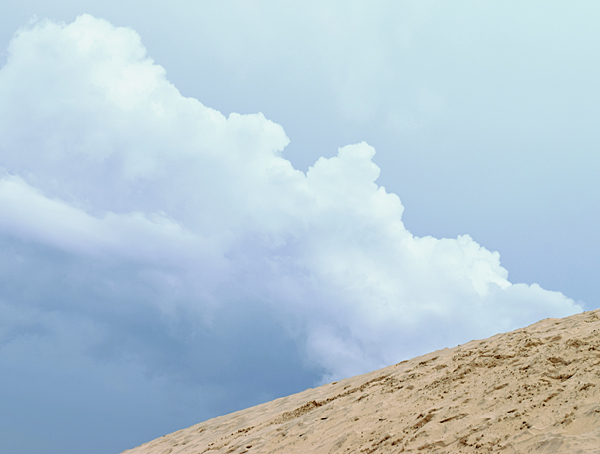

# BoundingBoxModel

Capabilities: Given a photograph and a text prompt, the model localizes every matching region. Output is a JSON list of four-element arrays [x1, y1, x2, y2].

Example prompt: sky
[[0, 2, 598, 453]]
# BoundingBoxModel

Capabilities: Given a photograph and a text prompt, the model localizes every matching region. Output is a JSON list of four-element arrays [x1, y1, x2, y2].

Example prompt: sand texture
[[122, 309, 600, 453]]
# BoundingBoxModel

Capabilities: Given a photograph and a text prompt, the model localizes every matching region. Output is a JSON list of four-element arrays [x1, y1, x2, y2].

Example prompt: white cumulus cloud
[[0, 14, 582, 390]]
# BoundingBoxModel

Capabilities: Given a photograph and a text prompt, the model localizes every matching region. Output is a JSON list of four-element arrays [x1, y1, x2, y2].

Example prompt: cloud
[[0, 13, 582, 426]]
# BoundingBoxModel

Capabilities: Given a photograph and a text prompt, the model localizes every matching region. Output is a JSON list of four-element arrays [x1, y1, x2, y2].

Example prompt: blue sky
[[0, 3, 598, 453]]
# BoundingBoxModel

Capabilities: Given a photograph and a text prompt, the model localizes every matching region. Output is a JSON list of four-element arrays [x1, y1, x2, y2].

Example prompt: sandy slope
[[122, 309, 600, 453]]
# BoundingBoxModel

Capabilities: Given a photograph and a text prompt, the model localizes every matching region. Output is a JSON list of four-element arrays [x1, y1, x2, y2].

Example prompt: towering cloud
[[0, 13, 580, 407]]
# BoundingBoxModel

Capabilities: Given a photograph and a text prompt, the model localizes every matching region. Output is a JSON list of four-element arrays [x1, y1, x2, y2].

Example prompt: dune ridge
[[122, 309, 600, 453]]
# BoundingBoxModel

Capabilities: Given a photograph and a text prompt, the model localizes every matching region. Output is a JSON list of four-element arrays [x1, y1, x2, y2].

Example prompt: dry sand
[[122, 309, 600, 453]]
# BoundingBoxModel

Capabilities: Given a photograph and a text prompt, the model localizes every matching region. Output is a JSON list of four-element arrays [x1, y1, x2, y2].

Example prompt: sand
[[122, 309, 600, 453]]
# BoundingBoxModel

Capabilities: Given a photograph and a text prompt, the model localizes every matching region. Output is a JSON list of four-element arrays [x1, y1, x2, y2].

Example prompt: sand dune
[[122, 309, 600, 453]]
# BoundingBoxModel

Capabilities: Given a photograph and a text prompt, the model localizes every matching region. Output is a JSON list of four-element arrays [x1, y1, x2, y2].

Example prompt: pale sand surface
[[122, 309, 600, 453]]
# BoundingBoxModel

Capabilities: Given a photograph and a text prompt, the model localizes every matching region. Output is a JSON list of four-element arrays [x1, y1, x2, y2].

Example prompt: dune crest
[[123, 309, 600, 453]]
